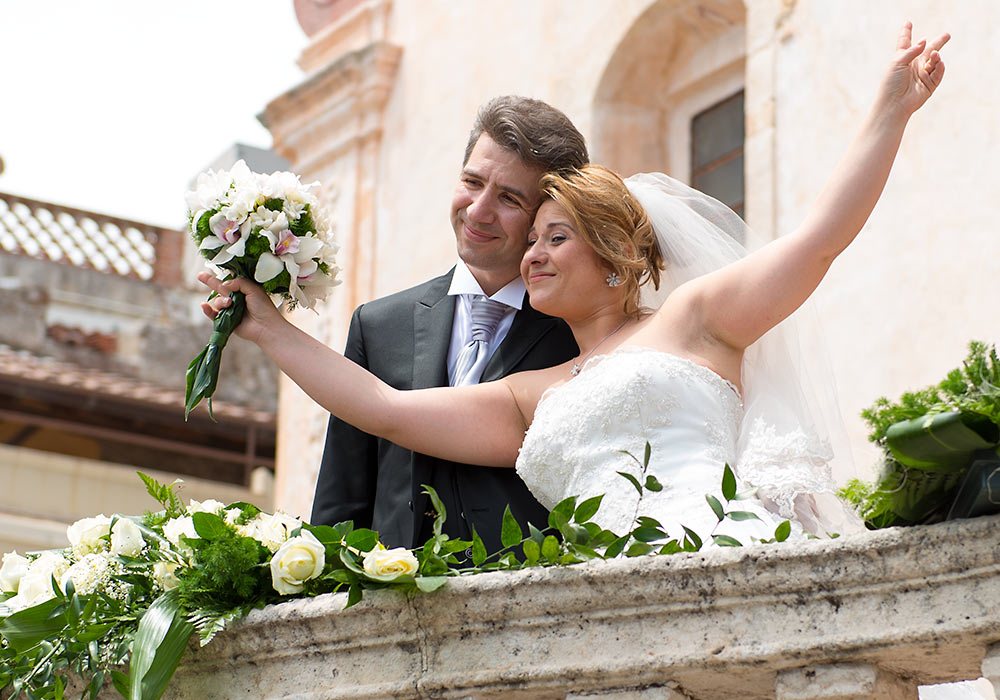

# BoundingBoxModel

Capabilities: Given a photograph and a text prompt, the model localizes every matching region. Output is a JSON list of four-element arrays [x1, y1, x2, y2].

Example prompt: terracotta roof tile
[[0, 345, 274, 425]]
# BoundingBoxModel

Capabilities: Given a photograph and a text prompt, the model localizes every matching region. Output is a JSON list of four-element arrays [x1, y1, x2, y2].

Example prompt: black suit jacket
[[310, 270, 578, 552]]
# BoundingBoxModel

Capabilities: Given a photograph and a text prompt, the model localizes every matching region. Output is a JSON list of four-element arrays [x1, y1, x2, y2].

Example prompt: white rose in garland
[[0, 551, 28, 593], [110, 517, 145, 557], [240, 511, 303, 552], [270, 530, 326, 595], [363, 546, 419, 582], [67, 514, 112, 556], [7, 551, 69, 611]]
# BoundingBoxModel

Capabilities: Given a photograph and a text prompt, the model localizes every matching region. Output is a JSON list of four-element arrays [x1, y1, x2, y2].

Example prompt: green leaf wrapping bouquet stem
[[0, 451, 792, 700], [183, 160, 340, 419]]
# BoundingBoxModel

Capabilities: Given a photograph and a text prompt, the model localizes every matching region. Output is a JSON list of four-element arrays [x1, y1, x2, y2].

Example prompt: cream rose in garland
[[184, 160, 340, 419]]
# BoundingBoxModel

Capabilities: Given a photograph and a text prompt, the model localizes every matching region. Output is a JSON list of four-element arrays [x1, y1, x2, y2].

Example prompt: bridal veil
[[625, 172, 862, 536]]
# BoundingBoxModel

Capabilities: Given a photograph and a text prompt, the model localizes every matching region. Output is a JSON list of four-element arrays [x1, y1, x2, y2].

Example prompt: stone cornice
[[161, 514, 1000, 698]]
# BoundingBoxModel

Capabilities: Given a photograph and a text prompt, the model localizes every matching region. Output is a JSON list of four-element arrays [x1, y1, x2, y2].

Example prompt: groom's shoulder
[[354, 270, 453, 322]]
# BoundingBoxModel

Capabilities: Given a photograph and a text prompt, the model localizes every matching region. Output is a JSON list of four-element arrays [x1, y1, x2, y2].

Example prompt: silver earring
[[606, 272, 622, 287]]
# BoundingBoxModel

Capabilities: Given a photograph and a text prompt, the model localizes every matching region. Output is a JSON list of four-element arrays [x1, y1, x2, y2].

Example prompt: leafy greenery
[[1, 451, 790, 700], [841, 341, 1000, 527]]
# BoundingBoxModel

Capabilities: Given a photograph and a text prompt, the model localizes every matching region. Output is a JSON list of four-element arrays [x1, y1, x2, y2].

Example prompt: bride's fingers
[[896, 20, 913, 51], [927, 31, 951, 53], [897, 38, 926, 66]]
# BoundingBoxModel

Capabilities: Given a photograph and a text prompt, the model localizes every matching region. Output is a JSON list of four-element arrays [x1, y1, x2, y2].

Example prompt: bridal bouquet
[[183, 160, 340, 419]]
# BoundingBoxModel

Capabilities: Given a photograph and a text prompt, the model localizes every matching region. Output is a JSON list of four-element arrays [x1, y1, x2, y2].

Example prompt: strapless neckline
[[540, 345, 742, 410]]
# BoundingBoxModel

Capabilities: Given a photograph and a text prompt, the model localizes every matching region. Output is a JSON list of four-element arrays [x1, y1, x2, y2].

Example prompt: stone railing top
[[0, 191, 180, 283], [161, 513, 1000, 699]]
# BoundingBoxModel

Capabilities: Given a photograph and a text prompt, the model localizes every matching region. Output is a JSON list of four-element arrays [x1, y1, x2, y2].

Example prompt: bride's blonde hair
[[539, 165, 663, 316]]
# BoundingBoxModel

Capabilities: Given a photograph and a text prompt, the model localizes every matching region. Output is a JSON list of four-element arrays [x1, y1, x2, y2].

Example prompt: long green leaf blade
[[128, 589, 194, 700]]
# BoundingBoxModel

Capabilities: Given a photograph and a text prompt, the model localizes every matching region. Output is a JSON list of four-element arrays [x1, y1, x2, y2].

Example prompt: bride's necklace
[[571, 318, 630, 376]]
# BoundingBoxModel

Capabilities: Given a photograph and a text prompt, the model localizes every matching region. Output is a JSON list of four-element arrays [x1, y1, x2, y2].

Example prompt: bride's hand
[[877, 21, 949, 118], [197, 271, 285, 346]]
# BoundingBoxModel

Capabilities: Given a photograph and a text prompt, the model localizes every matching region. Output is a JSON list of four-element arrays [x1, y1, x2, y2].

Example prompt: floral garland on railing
[[0, 448, 790, 700]]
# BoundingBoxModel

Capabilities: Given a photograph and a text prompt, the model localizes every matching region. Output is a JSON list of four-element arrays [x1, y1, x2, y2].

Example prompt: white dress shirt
[[446, 262, 525, 385]]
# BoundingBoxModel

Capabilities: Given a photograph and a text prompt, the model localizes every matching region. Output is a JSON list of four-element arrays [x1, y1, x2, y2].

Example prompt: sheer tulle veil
[[625, 173, 862, 535]]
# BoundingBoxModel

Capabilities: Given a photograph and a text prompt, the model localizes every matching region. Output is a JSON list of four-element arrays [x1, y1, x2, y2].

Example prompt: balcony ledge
[[161, 513, 1000, 699]]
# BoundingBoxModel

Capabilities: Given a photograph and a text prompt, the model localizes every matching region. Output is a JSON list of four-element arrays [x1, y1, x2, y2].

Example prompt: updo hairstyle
[[539, 165, 664, 316]]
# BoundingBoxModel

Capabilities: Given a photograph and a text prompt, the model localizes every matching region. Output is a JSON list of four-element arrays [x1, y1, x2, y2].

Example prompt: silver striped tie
[[450, 296, 508, 386]]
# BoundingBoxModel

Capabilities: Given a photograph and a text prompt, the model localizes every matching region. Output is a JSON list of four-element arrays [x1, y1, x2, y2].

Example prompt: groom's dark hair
[[464, 96, 588, 173]]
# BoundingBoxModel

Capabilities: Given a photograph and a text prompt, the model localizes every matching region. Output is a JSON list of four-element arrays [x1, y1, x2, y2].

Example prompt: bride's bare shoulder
[[502, 363, 571, 424]]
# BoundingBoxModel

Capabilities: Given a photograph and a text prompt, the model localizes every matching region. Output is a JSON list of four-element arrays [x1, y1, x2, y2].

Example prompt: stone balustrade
[[150, 514, 999, 698]]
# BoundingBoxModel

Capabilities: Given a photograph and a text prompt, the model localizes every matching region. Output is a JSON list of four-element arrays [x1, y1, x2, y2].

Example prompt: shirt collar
[[448, 261, 525, 310]]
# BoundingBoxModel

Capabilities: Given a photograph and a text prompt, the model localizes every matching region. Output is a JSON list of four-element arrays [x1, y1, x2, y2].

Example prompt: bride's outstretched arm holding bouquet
[[678, 22, 949, 353], [197, 271, 530, 466]]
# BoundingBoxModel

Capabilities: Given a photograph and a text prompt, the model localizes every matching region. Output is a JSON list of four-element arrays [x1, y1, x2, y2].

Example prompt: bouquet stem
[[185, 290, 245, 421]]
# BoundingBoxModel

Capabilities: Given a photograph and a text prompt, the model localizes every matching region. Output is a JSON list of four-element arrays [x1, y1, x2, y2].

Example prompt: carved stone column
[[257, 0, 401, 516], [775, 663, 917, 700]]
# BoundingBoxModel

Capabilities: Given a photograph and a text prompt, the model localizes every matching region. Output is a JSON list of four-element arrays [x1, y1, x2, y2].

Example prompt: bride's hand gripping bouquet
[[184, 160, 340, 419]]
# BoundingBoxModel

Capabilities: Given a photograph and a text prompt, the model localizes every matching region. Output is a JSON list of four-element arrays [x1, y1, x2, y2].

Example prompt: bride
[[199, 23, 947, 542]]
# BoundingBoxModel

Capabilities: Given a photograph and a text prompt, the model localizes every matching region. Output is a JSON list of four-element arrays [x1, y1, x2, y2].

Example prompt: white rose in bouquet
[[240, 511, 302, 552], [0, 551, 29, 593], [110, 518, 145, 557], [8, 551, 69, 611], [362, 546, 419, 582], [67, 515, 112, 556], [269, 530, 326, 595]]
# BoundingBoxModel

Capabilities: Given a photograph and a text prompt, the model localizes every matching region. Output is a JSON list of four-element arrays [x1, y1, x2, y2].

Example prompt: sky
[[0, 1, 308, 229]]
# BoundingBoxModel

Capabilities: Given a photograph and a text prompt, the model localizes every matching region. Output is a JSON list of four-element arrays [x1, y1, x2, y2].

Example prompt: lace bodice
[[516, 347, 794, 541]]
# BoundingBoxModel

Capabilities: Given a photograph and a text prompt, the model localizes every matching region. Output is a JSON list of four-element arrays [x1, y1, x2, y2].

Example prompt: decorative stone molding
[[153, 514, 1000, 699]]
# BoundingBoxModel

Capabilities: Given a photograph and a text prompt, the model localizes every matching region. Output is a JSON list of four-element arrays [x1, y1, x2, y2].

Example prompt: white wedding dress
[[516, 346, 790, 542]]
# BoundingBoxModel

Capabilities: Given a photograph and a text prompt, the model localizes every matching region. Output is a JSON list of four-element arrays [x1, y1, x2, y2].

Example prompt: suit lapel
[[481, 294, 560, 382], [412, 273, 455, 390]]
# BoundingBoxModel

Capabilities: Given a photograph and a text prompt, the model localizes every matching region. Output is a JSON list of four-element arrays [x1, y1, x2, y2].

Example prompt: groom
[[310, 96, 587, 552]]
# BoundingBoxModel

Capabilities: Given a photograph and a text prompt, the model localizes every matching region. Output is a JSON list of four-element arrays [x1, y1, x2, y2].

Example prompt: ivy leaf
[[500, 506, 523, 549], [631, 526, 666, 543], [681, 526, 703, 551], [625, 541, 653, 557], [725, 511, 761, 522], [643, 441, 652, 468], [414, 576, 448, 593], [617, 471, 643, 495], [712, 534, 743, 547], [522, 539, 540, 565], [604, 535, 629, 559], [470, 528, 487, 567], [733, 487, 759, 501], [573, 495, 603, 523], [774, 520, 792, 542], [644, 475, 663, 492], [549, 497, 577, 529], [705, 494, 725, 522], [421, 485, 447, 538], [721, 463, 737, 501], [658, 540, 682, 555], [527, 522, 545, 544], [344, 584, 363, 610], [540, 535, 560, 563]]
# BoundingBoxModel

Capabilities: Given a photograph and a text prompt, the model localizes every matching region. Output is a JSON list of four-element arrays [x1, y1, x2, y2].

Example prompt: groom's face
[[451, 135, 544, 289]]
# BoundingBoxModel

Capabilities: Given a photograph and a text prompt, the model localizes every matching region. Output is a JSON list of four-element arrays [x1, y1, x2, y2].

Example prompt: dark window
[[691, 91, 744, 222]]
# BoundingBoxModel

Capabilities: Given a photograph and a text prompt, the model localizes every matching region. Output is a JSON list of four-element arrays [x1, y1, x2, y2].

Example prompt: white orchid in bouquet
[[183, 160, 340, 419]]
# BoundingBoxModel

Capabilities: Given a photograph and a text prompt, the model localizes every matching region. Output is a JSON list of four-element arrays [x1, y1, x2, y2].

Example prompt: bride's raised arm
[[197, 272, 530, 467], [694, 22, 949, 351]]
